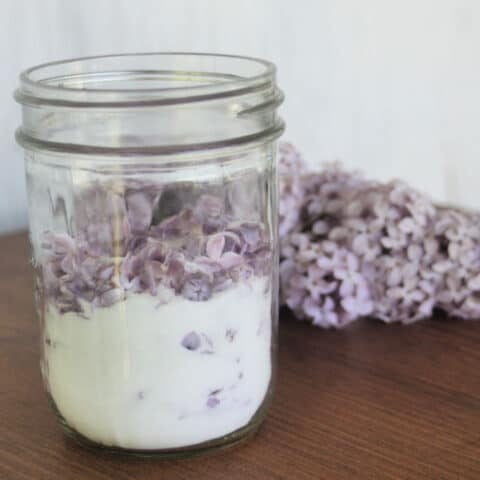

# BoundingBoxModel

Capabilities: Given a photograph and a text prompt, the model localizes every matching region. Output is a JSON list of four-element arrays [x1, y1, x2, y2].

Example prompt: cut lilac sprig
[[279, 143, 480, 327]]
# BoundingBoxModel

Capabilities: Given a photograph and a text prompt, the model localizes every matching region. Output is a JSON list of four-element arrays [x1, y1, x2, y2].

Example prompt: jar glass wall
[[15, 53, 284, 457]]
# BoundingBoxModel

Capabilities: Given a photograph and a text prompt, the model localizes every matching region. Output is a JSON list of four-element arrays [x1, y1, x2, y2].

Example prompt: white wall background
[[2, 0, 480, 233]]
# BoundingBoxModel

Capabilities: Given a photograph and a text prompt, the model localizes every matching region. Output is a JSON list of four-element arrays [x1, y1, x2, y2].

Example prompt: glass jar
[[15, 53, 284, 457]]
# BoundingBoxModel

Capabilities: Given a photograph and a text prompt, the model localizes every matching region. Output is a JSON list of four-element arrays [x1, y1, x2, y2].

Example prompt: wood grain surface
[[0, 232, 479, 479]]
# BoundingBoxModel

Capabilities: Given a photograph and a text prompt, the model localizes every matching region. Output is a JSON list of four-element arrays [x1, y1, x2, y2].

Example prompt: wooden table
[[1, 232, 479, 479]]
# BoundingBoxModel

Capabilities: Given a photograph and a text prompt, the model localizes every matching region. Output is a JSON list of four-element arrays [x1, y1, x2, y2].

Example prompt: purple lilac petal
[[206, 397, 220, 408], [194, 195, 225, 234], [206, 234, 226, 260], [181, 331, 201, 351], [218, 252, 244, 269], [126, 191, 153, 232]]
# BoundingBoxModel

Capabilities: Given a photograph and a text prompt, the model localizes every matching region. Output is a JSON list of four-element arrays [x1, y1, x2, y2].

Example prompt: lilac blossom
[[41, 179, 272, 315], [279, 143, 480, 327]]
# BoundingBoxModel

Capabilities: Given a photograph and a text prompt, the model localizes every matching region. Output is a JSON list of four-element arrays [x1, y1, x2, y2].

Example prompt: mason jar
[[14, 53, 284, 456]]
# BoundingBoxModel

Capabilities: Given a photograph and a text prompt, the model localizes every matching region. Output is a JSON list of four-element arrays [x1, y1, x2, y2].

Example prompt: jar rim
[[15, 52, 277, 109]]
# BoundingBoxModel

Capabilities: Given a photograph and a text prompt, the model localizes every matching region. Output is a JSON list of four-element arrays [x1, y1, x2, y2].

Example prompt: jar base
[[48, 395, 268, 459]]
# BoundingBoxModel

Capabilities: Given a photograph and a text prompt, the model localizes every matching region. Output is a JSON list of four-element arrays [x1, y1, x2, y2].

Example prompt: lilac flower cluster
[[41, 182, 271, 315], [279, 145, 480, 328]]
